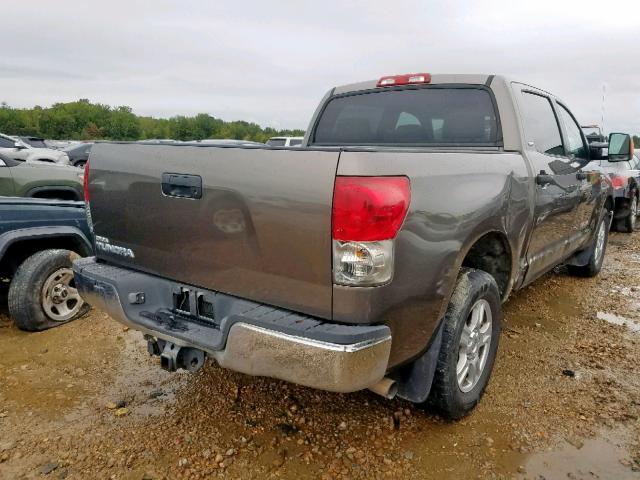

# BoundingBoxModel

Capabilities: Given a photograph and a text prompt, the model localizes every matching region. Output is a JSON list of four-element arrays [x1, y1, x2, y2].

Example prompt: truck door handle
[[576, 171, 587, 181], [536, 174, 553, 186], [161, 173, 202, 199]]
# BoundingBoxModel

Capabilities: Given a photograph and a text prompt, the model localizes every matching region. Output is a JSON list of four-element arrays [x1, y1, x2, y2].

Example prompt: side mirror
[[608, 133, 634, 162], [13, 141, 26, 150]]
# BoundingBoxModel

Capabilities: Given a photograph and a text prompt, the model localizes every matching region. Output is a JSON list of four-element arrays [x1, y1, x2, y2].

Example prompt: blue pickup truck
[[0, 197, 93, 330]]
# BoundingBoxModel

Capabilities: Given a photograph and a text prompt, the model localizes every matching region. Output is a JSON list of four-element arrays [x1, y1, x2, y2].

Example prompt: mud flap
[[393, 320, 444, 403]]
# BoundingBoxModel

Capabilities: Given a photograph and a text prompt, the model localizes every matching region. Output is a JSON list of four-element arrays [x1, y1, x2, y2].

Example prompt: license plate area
[[172, 286, 216, 325]]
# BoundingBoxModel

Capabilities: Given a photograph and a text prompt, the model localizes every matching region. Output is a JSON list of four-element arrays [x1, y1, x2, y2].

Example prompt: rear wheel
[[568, 210, 609, 277], [428, 268, 502, 420], [8, 249, 90, 331]]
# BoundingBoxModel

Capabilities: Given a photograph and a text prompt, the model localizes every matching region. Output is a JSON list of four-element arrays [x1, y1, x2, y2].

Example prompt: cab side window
[[519, 91, 564, 156], [557, 104, 587, 160]]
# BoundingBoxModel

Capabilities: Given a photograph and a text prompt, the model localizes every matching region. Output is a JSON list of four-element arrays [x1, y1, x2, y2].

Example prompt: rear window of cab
[[312, 87, 500, 147]]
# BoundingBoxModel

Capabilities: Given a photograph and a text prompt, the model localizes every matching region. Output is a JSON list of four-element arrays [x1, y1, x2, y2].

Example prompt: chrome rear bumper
[[73, 257, 391, 393]]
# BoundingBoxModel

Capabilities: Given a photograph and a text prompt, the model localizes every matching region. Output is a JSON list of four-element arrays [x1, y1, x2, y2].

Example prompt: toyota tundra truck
[[73, 73, 623, 419]]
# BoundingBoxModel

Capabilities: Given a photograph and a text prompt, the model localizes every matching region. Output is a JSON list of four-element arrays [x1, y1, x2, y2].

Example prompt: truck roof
[[333, 74, 497, 95], [332, 74, 556, 98]]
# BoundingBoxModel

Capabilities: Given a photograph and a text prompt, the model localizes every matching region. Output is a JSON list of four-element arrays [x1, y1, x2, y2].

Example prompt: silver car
[[0, 133, 71, 165]]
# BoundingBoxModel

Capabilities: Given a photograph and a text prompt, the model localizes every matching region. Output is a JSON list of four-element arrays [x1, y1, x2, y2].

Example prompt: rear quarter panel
[[335, 150, 531, 366]]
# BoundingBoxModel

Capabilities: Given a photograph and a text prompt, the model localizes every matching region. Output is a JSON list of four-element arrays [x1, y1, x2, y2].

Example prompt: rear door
[[89, 144, 339, 319], [516, 88, 581, 282]]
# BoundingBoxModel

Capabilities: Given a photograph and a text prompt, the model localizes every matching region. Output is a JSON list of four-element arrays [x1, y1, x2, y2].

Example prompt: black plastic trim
[[73, 257, 390, 350]]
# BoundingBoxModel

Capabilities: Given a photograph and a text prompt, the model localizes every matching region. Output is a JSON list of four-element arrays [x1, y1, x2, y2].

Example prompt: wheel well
[[0, 237, 87, 279], [461, 232, 512, 297], [30, 189, 80, 201]]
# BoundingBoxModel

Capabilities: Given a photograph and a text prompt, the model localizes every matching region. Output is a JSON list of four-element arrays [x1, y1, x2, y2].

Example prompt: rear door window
[[312, 87, 499, 146], [519, 91, 564, 156]]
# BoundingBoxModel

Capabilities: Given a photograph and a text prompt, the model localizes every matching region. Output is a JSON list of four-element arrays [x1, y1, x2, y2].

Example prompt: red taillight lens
[[83, 159, 90, 202], [332, 176, 410, 241], [611, 175, 626, 189], [377, 73, 431, 88]]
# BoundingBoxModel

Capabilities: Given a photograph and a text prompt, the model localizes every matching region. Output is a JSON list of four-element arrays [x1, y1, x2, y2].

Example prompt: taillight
[[83, 159, 90, 202], [332, 177, 410, 241], [611, 175, 627, 189], [332, 176, 410, 286], [377, 73, 431, 88]]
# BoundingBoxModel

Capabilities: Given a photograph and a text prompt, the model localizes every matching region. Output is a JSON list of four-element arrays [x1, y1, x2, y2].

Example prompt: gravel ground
[[1, 232, 640, 479]]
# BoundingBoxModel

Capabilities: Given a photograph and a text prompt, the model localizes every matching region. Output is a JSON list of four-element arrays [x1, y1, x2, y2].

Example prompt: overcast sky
[[1, 0, 639, 134]]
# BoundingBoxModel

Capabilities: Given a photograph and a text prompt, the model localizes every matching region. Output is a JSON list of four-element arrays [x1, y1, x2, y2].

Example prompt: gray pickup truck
[[74, 73, 625, 419]]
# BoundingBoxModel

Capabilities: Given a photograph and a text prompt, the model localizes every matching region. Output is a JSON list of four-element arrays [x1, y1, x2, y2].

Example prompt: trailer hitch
[[145, 335, 206, 373]]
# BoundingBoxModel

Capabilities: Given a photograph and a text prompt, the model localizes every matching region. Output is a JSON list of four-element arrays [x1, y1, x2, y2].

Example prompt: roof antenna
[[601, 83, 606, 137]]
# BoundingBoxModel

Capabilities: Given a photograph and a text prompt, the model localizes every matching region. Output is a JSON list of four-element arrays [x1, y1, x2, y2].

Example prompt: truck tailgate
[[88, 143, 339, 319]]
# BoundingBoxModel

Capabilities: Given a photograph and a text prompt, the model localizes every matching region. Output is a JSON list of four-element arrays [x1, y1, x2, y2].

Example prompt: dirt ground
[[1, 232, 640, 480]]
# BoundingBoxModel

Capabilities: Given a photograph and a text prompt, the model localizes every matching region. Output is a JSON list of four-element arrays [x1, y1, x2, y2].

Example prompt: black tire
[[621, 194, 638, 233], [428, 268, 502, 420], [567, 210, 609, 277], [8, 249, 90, 331]]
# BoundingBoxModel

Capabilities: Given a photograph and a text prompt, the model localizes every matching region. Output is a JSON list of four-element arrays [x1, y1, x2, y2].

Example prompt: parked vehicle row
[[74, 72, 630, 420], [0, 136, 300, 169], [0, 133, 72, 166]]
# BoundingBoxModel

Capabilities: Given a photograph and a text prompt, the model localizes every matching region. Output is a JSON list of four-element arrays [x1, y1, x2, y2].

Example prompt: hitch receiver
[[148, 337, 206, 373]]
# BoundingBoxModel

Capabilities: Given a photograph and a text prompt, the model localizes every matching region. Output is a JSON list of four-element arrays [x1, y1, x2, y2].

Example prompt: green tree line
[[0, 99, 305, 142]]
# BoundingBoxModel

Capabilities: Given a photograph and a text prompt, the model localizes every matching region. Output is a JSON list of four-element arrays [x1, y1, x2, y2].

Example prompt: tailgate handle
[[161, 173, 202, 199]]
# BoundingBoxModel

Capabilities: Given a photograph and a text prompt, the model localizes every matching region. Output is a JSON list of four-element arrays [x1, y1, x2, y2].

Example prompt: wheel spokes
[[457, 353, 470, 386], [457, 299, 493, 393]]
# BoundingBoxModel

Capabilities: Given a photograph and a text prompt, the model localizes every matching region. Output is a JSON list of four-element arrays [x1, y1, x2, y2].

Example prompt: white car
[[0, 133, 71, 165], [266, 136, 304, 147]]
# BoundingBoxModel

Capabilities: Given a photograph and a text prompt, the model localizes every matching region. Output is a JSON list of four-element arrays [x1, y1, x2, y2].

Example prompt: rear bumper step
[[73, 257, 392, 393]]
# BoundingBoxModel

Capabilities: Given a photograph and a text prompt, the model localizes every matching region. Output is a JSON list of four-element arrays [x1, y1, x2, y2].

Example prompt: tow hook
[[145, 336, 206, 373]]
